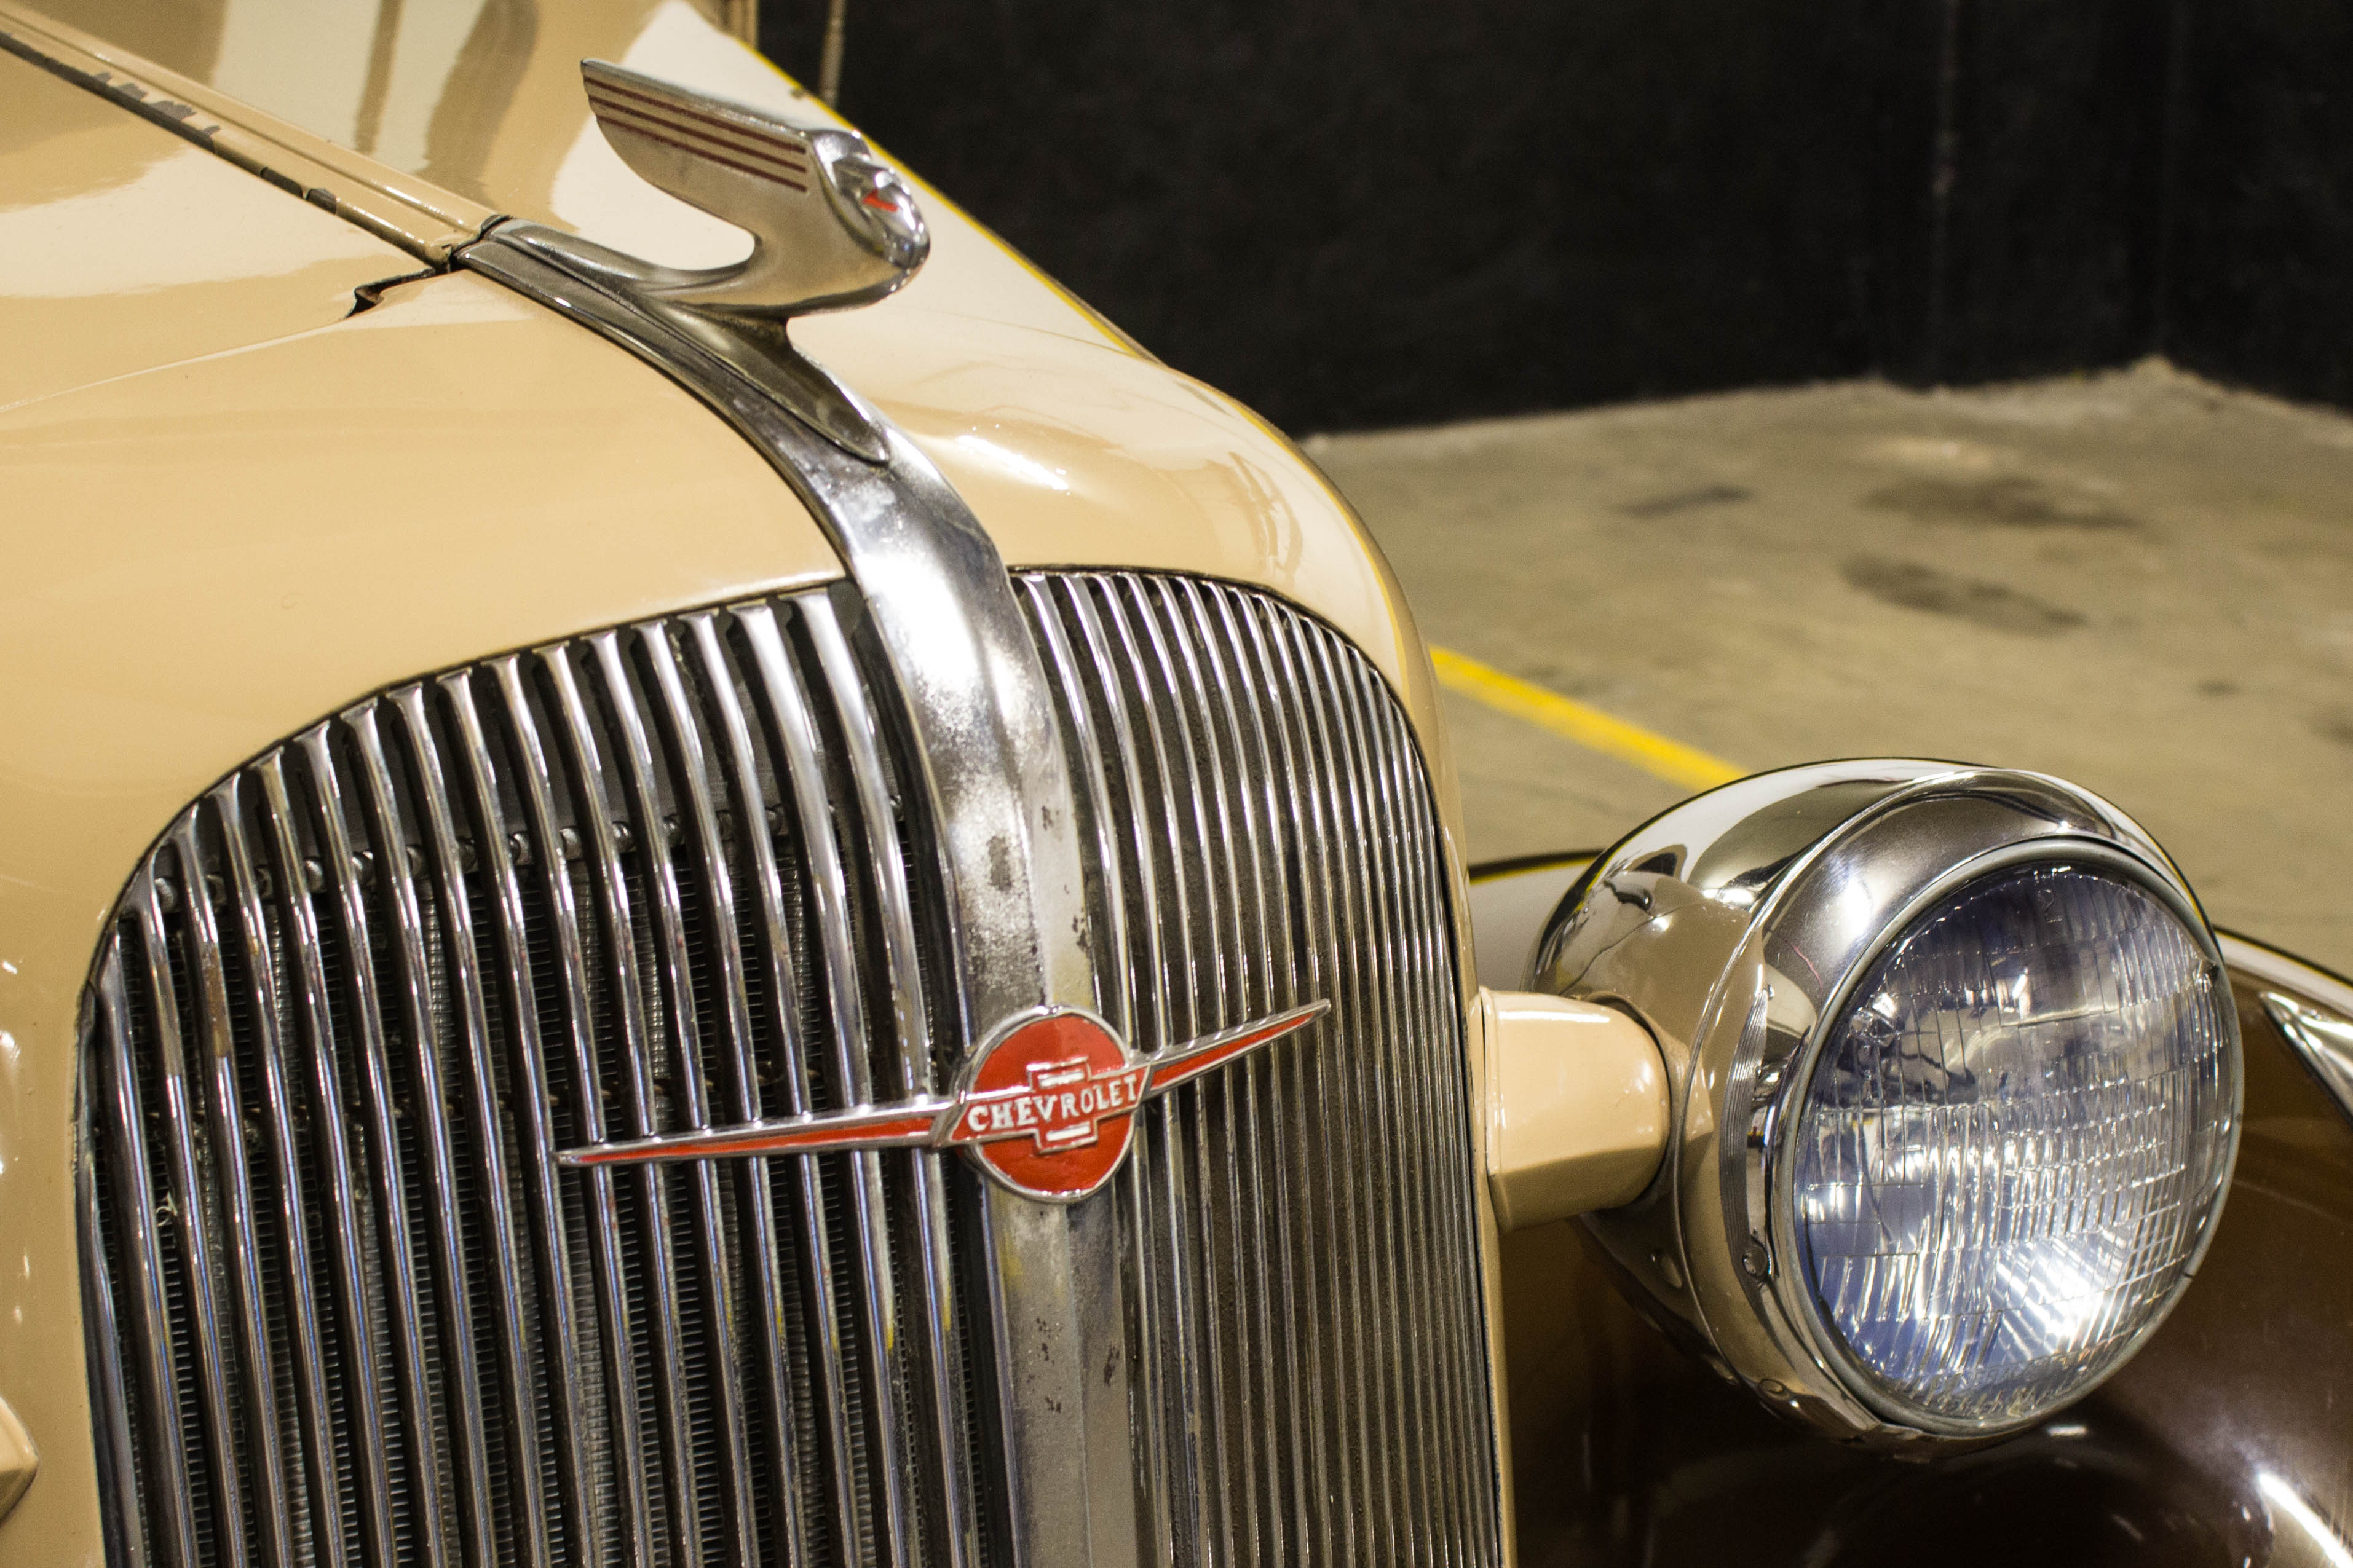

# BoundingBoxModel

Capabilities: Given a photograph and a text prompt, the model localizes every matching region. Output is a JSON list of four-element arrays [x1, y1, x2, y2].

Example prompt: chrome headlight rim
[[1539, 759, 2244, 1448], [1757, 835, 2239, 1441]]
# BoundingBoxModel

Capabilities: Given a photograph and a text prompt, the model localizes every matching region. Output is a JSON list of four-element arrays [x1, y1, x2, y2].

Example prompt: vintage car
[[2, 1, 2348, 1565]]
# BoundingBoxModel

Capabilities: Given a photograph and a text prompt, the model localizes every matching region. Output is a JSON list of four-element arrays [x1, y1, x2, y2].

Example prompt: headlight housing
[[1533, 762, 2241, 1447]]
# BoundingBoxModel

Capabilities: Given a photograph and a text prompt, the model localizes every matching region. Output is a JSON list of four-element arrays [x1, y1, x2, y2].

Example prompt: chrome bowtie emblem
[[559, 1001, 1328, 1202]]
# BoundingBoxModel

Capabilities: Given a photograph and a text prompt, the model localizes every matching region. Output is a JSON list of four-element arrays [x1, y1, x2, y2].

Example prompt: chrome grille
[[81, 572, 1500, 1568], [78, 591, 984, 1568], [1021, 572, 1500, 1566]]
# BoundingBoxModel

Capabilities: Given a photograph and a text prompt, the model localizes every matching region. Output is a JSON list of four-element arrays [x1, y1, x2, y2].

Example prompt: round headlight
[[1788, 861, 2237, 1430], [1534, 762, 2241, 1447]]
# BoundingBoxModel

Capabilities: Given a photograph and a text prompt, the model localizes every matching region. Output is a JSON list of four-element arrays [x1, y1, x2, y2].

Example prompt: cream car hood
[[0, 0, 1453, 937]]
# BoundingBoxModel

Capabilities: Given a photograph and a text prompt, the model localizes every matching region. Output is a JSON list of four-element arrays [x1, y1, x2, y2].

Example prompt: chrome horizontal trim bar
[[559, 1101, 952, 1167], [1145, 1001, 1331, 1092], [558, 1002, 1330, 1168], [2228, 934, 2353, 1125]]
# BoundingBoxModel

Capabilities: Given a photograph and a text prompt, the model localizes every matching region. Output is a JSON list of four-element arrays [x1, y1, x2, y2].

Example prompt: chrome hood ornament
[[560, 1001, 1328, 1202], [580, 59, 928, 316], [472, 61, 932, 461]]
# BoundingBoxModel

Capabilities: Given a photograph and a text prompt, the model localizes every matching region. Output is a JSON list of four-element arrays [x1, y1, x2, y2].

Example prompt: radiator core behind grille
[[79, 573, 1501, 1568]]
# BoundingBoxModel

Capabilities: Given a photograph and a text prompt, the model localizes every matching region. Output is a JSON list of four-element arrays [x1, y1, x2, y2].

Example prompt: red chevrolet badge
[[559, 999, 1329, 1202]]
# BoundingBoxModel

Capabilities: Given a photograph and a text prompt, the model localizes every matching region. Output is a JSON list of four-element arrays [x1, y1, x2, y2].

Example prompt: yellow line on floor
[[1429, 645, 1744, 793]]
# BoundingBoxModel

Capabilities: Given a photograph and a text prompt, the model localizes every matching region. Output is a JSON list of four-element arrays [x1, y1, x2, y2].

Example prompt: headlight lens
[[1792, 862, 2237, 1427]]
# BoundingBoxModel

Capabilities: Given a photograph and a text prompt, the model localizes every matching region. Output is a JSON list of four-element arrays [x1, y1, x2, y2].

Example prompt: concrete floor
[[1305, 360, 2353, 976]]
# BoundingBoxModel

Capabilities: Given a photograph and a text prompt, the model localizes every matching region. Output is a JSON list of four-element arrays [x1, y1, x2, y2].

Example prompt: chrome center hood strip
[[459, 225, 1137, 1568]]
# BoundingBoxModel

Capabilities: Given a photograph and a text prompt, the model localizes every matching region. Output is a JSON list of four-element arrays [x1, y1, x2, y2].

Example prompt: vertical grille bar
[[1083, 579, 1225, 1564], [676, 613, 819, 1567], [729, 601, 873, 1562], [1318, 636, 1450, 1562], [1282, 610, 1412, 1562], [93, 940, 199, 1568], [638, 620, 797, 1564], [1179, 580, 1319, 1565], [699, 606, 869, 1565], [1222, 590, 1356, 1567], [1354, 613, 1500, 1561], [215, 776, 353, 1568], [170, 808, 296, 1568], [540, 643, 706, 1568], [439, 674, 595, 1561], [390, 685, 556, 1566], [78, 1046, 151, 1568], [134, 854, 258, 1568], [257, 751, 406, 1568], [1272, 607, 1399, 1559], [343, 704, 499, 1568], [80, 573, 1497, 1568], [1121, 579, 1267, 1565], [801, 594, 981, 1568], [489, 653, 658, 1568], [584, 628, 761, 1566], [1224, 584, 1339, 1562], [1359, 656, 1482, 1564], [1318, 631, 1433, 1555], [736, 601, 909, 1567], [1018, 577, 1173, 1565]]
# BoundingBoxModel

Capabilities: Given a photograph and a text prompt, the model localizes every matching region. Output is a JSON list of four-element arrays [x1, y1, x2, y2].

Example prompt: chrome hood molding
[[456, 65, 1126, 1550]]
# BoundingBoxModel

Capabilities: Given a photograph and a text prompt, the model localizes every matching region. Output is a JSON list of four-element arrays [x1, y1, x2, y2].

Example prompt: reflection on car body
[[1, 2, 2348, 1564]]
